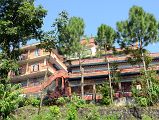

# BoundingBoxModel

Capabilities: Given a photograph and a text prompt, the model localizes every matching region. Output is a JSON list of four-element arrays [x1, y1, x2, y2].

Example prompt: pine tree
[[96, 24, 116, 103]]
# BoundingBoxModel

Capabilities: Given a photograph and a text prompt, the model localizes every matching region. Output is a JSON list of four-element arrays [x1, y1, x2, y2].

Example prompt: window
[[32, 63, 39, 72], [53, 64, 61, 70], [34, 49, 40, 56]]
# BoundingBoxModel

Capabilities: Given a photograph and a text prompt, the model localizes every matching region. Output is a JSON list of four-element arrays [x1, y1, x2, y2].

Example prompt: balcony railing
[[19, 54, 28, 60], [10, 69, 26, 77]]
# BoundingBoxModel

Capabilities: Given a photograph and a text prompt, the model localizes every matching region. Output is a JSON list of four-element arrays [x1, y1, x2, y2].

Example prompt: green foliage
[[49, 106, 61, 118], [111, 62, 120, 83], [97, 82, 112, 105], [19, 97, 40, 107], [132, 70, 159, 106], [136, 97, 148, 107], [30, 98, 40, 107], [0, 83, 22, 119], [0, 0, 47, 59], [142, 114, 153, 120], [96, 24, 116, 52], [67, 104, 78, 120], [56, 97, 66, 106], [117, 6, 159, 49], [32, 106, 61, 120], [116, 6, 159, 90], [126, 50, 152, 68], [0, 0, 46, 119], [102, 114, 118, 120], [0, 56, 22, 119], [40, 11, 86, 59], [70, 94, 86, 108]]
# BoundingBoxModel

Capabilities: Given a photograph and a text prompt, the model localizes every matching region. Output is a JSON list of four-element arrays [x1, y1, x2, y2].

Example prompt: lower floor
[[12, 73, 140, 100], [67, 75, 137, 100]]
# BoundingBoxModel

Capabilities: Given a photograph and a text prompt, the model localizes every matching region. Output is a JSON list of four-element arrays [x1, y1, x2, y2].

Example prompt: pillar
[[27, 49, 30, 59], [62, 77, 64, 89], [26, 62, 29, 74], [93, 84, 96, 102]]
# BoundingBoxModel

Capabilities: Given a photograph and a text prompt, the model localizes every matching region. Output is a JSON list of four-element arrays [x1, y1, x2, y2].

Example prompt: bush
[[31, 106, 61, 120], [70, 94, 86, 108], [20, 97, 40, 107], [142, 114, 152, 120], [31, 98, 40, 107], [103, 114, 118, 120], [67, 104, 78, 120], [132, 70, 159, 107], [49, 106, 61, 118], [42, 96, 57, 106], [136, 97, 148, 107], [98, 83, 112, 105], [101, 96, 111, 105], [56, 97, 66, 106]]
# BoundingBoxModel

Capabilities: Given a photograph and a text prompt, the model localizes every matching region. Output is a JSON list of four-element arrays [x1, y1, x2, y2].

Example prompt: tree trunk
[[93, 83, 96, 103], [38, 51, 51, 114], [79, 55, 84, 99], [104, 45, 113, 103], [107, 57, 113, 103], [141, 50, 150, 89]]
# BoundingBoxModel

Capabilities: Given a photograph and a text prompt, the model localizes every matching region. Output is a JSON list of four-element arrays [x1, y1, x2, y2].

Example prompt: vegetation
[[97, 82, 112, 105], [132, 70, 159, 107], [0, 0, 46, 119], [96, 24, 117, 103], [1, 0, 159, 119], [117, 5, 159, 89]]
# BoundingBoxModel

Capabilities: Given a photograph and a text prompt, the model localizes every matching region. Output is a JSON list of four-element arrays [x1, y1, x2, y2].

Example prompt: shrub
[[67, 104, 78, 120], [56, 97, 66, 106], [97, 83, 112, 105], [31, 106, 61, 120], [49, 106, 61, 117], [20, 97, 40, 107], [132, 70, 159, 107], [42, 96, 57, 106], [136, 97, 148, 107], [70, 94, 86, 108], [101, 96, 111, 105], [103, 114, 118, 120], [31, 98, 40, 107], [142, 114, 152, 120]]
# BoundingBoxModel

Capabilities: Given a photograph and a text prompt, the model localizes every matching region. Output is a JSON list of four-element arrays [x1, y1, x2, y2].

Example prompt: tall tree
[[0, 0, 47, 59], [67, 17, 85, 98], [116, 6, 159, 88], [40, 11, 85, 98], [96, 24, 116, 103], [0, 0, 46, 118]]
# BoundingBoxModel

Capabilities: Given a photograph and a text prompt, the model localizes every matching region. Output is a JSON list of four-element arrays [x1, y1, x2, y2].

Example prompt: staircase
[[23, 70, 68, 94]]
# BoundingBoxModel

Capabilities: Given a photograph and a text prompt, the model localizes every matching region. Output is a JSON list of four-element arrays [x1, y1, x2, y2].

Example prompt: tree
[[40, 11, 85, 99], [116, 6, 159, 89], [98, 82, 112, 105], [67, 17, 85, 99], [96, 24, 116, 103], [132, 70, 159, 106], [0, 0, 46, 118], [0, 54, 21, 119]]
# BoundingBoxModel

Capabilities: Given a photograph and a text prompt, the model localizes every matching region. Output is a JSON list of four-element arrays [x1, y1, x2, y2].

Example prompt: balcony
[[10, 69, 26, 77], [19, 54, 28, 61]]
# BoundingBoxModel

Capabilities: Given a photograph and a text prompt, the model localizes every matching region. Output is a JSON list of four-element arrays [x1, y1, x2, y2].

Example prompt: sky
[[30, 0, 159, 53]]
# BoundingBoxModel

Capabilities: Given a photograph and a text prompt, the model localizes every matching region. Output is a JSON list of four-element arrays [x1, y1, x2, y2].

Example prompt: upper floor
[[10, 43, 67, 81], [68, 52, 159, 78]]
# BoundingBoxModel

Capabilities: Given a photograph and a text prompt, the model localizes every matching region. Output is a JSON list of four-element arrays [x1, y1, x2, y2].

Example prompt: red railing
[[23, 70, 68, 94], [69, 64, 159, 78]]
